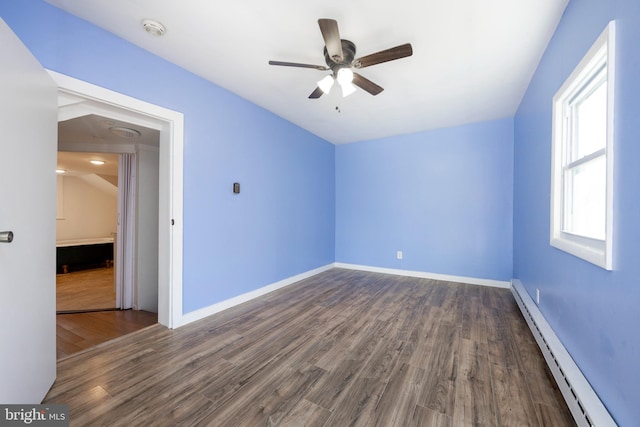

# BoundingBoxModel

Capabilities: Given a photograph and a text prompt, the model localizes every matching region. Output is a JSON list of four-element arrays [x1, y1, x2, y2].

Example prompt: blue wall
[[336, 118, 513, 282], [514, 0, 640, 424], [0, 0, 336, 314]]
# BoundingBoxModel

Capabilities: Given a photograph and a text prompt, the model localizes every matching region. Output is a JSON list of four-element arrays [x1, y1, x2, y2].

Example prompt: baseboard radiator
[[510, 280, 617, 427]]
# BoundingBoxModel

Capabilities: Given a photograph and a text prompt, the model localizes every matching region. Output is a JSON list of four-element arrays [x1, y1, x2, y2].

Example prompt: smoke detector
[[142, 19, 166, 37], [110, 126, 141, 139]]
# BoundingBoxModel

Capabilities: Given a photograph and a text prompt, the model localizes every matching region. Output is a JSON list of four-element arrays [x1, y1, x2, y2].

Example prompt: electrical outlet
[[536, 288, 540, 304], [396, 250, 403, 260]]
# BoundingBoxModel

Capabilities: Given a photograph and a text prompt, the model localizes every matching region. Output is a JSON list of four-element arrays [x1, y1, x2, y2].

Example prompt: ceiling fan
[[269, 19, 413, 99]]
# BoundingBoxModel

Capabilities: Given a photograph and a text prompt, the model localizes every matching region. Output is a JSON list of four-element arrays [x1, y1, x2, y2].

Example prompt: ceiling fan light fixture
[[269, 19, 412, 99], [336, 68, 354, 86], [317, 75, 335, 94], [336, 68, 356, 97]]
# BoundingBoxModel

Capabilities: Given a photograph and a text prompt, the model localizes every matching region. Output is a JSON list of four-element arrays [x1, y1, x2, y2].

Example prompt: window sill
[[550, 232, 611, 270]]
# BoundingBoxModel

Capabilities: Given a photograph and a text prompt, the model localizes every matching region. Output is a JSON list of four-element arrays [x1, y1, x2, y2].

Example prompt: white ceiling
[[57, 114, 159, 176], [45, 0, 568, 144], [57, 151, 119, 177]]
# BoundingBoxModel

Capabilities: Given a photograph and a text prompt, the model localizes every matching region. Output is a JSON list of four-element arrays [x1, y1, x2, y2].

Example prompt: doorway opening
[[55, 150, 119, 313], [54, 116, 162, 357], [49, 71, 185, 350]]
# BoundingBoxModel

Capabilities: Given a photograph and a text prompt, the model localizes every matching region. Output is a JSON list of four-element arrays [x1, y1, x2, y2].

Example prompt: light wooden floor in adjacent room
[[56, 267, 116, 312], [55, 266, 157, 359], [45, 268, 575, 426]]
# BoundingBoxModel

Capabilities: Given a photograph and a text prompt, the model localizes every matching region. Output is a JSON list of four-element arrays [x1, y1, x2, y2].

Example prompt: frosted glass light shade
[[340, 82, 356, 97], [336, 68, 354, 85], [317, 75, 334, 94]]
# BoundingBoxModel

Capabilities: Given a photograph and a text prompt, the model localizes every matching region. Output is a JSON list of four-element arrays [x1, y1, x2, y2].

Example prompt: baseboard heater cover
[[510, 280, 617, 427]]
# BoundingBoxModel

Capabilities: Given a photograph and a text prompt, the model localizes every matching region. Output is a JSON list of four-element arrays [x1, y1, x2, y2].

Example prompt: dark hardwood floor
[[45, 268, 575, 426]]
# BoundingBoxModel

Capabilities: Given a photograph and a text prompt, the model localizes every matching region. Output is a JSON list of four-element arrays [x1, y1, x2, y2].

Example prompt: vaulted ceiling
[[45, 0, 568, 144]]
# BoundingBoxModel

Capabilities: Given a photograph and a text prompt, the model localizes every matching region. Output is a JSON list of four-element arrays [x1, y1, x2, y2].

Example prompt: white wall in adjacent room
[[56, 174, 117, 242]]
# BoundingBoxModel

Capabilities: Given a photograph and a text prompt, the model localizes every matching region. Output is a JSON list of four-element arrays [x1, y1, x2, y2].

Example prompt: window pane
[[564, 155, 606, 240], [575, 79, 607, 159]]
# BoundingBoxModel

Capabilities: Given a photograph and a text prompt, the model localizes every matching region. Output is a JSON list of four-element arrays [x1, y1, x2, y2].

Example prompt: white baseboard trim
[[175, 263, 508, 328], [334, 262, 511, 289], [175, 263, 334, 328], [511, 279, 616, 427]]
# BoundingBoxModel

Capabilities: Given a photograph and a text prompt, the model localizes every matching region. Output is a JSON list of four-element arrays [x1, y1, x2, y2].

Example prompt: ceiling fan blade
[[352, 73, 384, 96], [268, 60, 329, 71], [308, 87, 324, 99], [354, 43, 413, 68], [318, 19, 343, 62]]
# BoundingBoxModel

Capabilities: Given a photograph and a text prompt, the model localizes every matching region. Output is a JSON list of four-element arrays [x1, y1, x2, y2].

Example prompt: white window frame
[[550, 21, 615, 270]]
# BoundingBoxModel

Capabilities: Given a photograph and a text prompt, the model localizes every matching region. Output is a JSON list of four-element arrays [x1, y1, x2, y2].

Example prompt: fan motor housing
[[324, 39, 356, 70]]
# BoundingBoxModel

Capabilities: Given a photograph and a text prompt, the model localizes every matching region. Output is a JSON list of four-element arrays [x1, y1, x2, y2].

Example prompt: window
[[550, 21, 615, 270]]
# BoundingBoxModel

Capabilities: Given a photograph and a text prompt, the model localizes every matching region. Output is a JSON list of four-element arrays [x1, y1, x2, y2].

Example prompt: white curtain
[[116, 153, 136, 309]]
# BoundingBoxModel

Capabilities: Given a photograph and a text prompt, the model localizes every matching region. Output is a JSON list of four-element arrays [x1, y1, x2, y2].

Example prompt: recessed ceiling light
[[56, 169, 66, 174], [90, 160, 105, 165], [141, 19, 166, 37], [109, 126, 141, 139]]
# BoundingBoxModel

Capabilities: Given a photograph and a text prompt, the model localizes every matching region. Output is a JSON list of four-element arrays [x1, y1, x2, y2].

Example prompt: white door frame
[[48, 70, 183, 328]]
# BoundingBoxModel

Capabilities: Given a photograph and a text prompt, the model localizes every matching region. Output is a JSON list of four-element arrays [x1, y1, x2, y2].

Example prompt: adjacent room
[[55, 150, 118, 312], [1, 0, 638, 425], [55, 149, 158, 357], [54, 115, 162, 357]]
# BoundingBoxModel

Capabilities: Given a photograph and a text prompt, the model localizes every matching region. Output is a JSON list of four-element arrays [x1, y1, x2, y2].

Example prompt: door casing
[[49, 70, 184, 328]]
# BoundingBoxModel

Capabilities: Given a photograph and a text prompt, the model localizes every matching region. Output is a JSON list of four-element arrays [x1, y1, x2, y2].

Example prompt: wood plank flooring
[[56, 266, 157, 359], [56, 267, 116, 312], [44, 268, 575, 426], [57, 310, 158, 359]]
